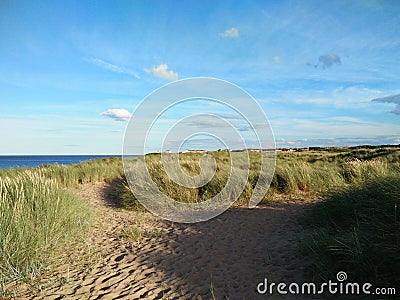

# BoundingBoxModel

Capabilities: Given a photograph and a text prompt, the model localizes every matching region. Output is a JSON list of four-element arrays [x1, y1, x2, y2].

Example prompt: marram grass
[[300, 174, 400, 288], [0, 157, 123, 295], [0, 147, 399, 295], [118, 147, 400, 289], [0, 170, 92, 293], [118, 147, 400, 208]]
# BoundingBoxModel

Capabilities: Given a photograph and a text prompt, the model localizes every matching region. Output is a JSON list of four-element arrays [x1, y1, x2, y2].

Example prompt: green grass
[[300, 174, 400, 288], [0, 170, 91, 294], [0, 157, 124, 188], [118, 147, 400, 208], [1, 146, 399, 296], [0, 157, 124, 295], [118, 146, 400, 291]]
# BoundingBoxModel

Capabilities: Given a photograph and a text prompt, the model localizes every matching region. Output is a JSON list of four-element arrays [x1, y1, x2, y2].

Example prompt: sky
[[0, 0, 399, 154]]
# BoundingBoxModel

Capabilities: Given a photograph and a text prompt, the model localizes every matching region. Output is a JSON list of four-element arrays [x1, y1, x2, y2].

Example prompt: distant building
[[185, 149, 206, 153]]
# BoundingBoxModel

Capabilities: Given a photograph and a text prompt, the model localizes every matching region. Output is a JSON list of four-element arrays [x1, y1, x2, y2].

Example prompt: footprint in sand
[[18, 182, 314, 300]]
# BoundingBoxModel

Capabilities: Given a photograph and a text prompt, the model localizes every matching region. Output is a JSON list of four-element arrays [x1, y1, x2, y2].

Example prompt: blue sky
[[0, 0, 399, 154]]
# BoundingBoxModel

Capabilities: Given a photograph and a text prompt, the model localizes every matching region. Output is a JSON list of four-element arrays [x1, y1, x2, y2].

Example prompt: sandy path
[[21, 182, 314, 299]]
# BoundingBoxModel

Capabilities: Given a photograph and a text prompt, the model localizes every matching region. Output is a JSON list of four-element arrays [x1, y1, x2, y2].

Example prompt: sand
[[16, 182, 314, 299]]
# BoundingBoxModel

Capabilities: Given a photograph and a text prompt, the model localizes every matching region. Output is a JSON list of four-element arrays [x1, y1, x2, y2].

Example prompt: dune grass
[[274, 148, 399, 289], [118, 146, 400, 290], [118, 147, 400, 208], [0, 171, 91, 294], [300, 174, 400, 288], [0, 157, 124, 188], [0, 157, 124, 295], [1, 146, 399, 295]]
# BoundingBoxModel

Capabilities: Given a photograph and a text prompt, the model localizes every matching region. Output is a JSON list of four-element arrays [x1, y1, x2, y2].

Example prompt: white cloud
[[329, 116, 367, 123], [211, 113, 243, 120], [184, 117, 229, 128], [271, 117, 399, 140], [100, 108, 132, 121], [276, 135, 400, 148], [145, 64, 178, 81], [277, 86, 384, 109], [86, 58, 140, 79], [221, 27, 239, 38]]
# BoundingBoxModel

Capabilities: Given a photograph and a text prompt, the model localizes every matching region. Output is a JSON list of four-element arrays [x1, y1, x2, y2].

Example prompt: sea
[[0, 155, 122, 170]]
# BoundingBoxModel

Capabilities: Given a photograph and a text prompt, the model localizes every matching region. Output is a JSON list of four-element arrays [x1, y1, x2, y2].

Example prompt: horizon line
[[1, 143, 399, 156]]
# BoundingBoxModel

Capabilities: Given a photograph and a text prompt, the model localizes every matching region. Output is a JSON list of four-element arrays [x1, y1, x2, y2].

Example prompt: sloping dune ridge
[[18, 182, 312, 299]]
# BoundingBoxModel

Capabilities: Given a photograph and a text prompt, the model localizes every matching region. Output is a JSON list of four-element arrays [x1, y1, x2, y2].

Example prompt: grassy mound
[[301, 174, 400, 288], [117, 147, 400, 291], [116, 147, 400, 208], [1, 147, 398, 295], [0, 171, 91, 292], [0, 157, 124, 294]]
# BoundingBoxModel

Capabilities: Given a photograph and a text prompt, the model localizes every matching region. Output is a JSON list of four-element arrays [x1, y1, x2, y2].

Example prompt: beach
[[2, 147, 399, 299], [15, 182, 312, 299]]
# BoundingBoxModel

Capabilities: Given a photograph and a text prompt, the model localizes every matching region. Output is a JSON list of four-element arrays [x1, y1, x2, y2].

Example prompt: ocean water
[[0, 155, 122, 170]]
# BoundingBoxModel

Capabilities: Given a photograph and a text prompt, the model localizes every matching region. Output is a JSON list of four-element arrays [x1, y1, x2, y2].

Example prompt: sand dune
[[18, 182, 313, 299]]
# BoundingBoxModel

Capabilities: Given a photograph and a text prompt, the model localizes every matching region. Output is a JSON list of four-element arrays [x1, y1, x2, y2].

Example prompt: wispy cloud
[[371, 94, 400, 115], [329, 116, 367, 123], [276, 86, 383, 109], [181, 114, 262, 134], [211, 113, 243, 120], [100, 108, 132, 121], [276, 135, 400, 148], [391, 110, 400, 115], [163, 137, 230, 151], [184, 117, 229, 128], [220, 27, 239, 38], [86, 58, 140, 79], [145, 64, 178, 81]]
